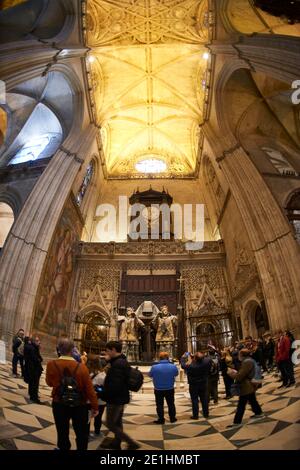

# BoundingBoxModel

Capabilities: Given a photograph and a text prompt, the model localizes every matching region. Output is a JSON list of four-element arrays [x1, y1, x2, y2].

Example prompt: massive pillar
[[0, 124, 97, 344], [218, 144, 300, 333]]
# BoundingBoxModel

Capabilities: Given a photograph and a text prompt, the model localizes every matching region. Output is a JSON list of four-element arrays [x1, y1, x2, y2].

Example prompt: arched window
[[262, 147, 298, 176], [9, 104, 63, 164], [0, 202, 14, 250], [286, 191, 300, 243], [76, 161, 95, 207]]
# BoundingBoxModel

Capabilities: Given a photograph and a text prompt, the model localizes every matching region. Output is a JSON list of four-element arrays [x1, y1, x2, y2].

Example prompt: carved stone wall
[[69, 242, 232, 352], [75, 263, 122, 314]]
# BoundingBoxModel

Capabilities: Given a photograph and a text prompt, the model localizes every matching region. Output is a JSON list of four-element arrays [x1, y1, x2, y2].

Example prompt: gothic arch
[[214, 59, 250, 148], [73, 306, 110, 354], [76, 305, 110, 325], [0, 65, 84, 167], [0, 201, 14, 250], [285, 189, 300, 242], [0, 187, 22, 216], [242, 299, 270, 338], [0, 0, 76, 44]]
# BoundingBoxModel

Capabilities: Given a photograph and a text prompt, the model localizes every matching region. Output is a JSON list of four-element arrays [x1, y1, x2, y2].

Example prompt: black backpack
[[54, 362, 82, 407], [128, 366, 144, 392]]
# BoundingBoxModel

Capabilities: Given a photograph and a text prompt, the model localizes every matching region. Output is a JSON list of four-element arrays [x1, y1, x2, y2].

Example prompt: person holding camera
[[180, 352, 211, 420]]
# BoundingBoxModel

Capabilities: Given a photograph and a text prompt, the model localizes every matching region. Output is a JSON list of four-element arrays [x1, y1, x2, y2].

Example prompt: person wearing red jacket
[[276, 331, 295, 388]]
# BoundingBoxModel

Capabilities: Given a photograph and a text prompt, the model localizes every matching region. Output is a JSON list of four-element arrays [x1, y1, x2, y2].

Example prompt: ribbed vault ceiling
[[86, 0, 211, 178]]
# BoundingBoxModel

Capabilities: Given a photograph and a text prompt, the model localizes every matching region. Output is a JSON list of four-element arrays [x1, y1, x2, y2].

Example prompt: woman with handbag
[[226, 349, 264, 429]]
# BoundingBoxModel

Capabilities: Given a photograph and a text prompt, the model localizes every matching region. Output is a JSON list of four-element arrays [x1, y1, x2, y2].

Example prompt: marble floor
[[0, 363, 299, 450]]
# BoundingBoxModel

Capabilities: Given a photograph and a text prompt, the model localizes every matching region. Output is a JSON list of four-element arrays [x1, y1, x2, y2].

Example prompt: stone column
[[216, 144, 300, 334], [0, 124, 97, 346]]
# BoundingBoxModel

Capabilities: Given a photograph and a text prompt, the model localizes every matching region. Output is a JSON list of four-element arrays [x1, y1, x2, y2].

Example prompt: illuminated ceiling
[[86, 0, 211, 179]]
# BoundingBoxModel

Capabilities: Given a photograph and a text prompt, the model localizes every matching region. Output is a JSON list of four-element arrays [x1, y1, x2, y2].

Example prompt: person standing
[[227, 349, 264, 429], [207, 346, 220, 404], [81, 351, 88, 365], [86, 355, 107, 436], [149, 351, 178, 424], [24, 336, 43, 403], [101, 341, 140, 450], [12, 328, 25, 377], [264, 333, 275, 371], [220, 349, 234, 399], [46, 337, 99, 451], [283, 330, 295, 387], [181, 352, 211, 419], [72, 346, 81, 363], [276, 330, 293, 388]]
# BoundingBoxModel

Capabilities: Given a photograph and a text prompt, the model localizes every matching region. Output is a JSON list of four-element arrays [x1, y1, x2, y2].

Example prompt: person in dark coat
[[100, 341, 140, 450], [220, 349, 234, 399], [180, 352, 211, 419], [227, 348, 264, 429], [24, 336, 43, 403], [12, 329, 25, 377], [264, 333, 275, 371], [207, 346, 220, 404]]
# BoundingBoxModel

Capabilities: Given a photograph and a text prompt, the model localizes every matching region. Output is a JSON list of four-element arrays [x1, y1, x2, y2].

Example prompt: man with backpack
[[46, 338, 99, 451], [12, 328, 25, 377], [100, 340, 141, 450]]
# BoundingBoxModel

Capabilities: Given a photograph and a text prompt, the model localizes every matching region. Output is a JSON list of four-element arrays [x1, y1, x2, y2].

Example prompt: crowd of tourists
[[9, 329, 297, 450]]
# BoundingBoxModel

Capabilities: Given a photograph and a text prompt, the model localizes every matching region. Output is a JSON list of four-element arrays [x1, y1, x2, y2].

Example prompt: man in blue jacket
[[149, 352, 178, 424]]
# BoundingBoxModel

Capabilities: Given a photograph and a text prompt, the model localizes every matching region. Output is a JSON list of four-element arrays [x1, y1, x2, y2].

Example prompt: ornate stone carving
[[79, 241, 222, 256], [87, 0, 210, 46]]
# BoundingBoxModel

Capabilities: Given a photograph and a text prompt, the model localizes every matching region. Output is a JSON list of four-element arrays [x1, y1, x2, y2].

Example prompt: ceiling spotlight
[[202, 52, 210, 60]]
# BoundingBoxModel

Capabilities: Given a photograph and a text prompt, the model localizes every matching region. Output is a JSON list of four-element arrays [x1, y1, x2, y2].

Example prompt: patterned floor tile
[[164, 433, 237, 450], [3, 409, 42, 429], [240, 424, 300, 450], [268, 400, 300, 423], [0, 363, 299, 450]]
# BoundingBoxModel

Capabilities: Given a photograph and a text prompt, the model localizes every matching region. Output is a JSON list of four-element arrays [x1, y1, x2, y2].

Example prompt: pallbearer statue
[[118, 307, 145, 362], [152, 304, 177, 360]]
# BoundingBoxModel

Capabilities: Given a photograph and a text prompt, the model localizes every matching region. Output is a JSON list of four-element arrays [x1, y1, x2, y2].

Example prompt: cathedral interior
[[0, 0, 300, 452]]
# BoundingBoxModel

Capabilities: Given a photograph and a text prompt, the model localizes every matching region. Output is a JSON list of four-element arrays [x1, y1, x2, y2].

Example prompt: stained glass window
[[76, 161, 94, 206]]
